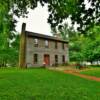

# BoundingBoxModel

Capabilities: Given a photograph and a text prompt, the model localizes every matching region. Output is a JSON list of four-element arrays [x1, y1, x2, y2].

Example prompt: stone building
[[19, 23, 69, 67]]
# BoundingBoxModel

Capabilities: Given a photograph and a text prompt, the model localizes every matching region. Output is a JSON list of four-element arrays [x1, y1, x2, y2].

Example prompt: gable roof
[[25, 31, 68, 43]]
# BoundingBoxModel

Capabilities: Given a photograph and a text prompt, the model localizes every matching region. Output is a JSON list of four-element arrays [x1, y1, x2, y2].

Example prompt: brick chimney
[[19, 23, 27, 68]]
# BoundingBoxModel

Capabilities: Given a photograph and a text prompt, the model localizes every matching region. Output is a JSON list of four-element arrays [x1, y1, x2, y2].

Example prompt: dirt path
[[64, 70, 100, 82]]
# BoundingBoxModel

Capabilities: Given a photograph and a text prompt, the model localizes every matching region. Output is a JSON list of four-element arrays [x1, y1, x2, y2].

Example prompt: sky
[[15, 1, 90, 36], [15, 3, 52, 36], [15, 3, 73, 36]]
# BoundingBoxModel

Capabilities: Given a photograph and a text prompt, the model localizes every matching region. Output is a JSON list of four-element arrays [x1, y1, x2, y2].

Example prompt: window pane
[[62, 55, 65, 63], [34, 54, 38, 64], [34, 39, 38, 47], [55, 55, 58, 63], [45, 40, 49, 48]]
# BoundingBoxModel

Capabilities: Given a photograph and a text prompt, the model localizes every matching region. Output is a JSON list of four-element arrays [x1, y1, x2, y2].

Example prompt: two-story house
[[19, 23, 69, 67]]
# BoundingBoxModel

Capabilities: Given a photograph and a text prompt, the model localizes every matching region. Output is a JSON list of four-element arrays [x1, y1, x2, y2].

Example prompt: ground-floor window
[[34, 54, 38, 64], [55, 55, 58, 63], [62, 55, 65, 63]]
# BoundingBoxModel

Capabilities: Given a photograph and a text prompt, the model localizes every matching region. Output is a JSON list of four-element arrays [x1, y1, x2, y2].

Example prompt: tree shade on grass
[[0, 68, 100, 100]]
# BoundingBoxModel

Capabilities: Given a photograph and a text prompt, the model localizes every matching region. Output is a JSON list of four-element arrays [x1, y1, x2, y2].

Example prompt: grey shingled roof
[[25, 31, 68, 43]]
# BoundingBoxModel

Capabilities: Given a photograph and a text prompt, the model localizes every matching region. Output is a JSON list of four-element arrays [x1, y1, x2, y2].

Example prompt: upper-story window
[[45, 40, 49, 48], [62, 43, 65, 49], [34, 38, 38, 47], [55, 42, 58, 49]]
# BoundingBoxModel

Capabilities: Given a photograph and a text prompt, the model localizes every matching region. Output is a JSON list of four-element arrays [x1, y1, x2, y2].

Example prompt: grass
[[80, 67, 100, 77], [0, 68, 100, 100]]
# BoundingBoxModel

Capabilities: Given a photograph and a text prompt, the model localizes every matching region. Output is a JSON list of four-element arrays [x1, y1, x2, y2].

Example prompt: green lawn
[[0, 68, 100, 100], [80, 68, 100, 77]]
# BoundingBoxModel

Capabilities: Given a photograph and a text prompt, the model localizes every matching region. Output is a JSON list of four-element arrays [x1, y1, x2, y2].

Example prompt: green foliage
[[58, 24, 75, 40], [1, 0, 100, 33], [70, 25, 100, 63], [0, 1, 20, 67], [0, 0, 79, 25], [81, 26, 100, 62], [2, 0, 97, 32], [71, 0, 100, 32], [0, 68, 100, 100], [69, 33, 82, 62], [0, 35, 19, 67]]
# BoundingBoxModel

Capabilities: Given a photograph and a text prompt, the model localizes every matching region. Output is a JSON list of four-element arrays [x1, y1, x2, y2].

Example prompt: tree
[[0, 34, 19, 67], [69, 34, 84, 62], [58, 24, 75, 40], [69, 25, 100, 64], [81, 26, 100, 63], [1, 0, 100, 34], [0, 2, 19, 67], [70, 0, 100, 32]]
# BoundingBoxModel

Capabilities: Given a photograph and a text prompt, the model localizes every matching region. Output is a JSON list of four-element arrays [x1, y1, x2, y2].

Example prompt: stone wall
[[25, 36, 69, 67]]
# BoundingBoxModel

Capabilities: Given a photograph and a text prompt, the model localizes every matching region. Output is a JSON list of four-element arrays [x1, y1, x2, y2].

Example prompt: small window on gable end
[[34, 54, 38, 64], [45, 40, 49, 48], [34, 38, 38, 47]]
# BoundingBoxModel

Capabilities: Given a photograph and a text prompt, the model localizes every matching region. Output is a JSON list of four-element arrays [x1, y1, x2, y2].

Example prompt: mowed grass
[[0, 68, 100, 100], [80, 67, 100, 77]]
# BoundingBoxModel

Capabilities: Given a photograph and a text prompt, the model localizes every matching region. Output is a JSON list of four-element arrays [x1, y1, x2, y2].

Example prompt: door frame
[[44, 54, 50, 66]]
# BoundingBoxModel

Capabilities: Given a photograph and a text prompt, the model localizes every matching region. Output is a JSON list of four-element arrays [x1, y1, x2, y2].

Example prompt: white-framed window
[[34, 38, 38, 47], [45, 40, 49, 48]]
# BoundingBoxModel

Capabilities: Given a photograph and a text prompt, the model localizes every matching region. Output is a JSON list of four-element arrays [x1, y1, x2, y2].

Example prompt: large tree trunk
[[19, 23, 27, 68]]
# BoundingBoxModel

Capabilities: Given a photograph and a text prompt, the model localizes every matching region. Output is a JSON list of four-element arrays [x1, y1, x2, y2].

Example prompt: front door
[[44, 54, 50, 66]]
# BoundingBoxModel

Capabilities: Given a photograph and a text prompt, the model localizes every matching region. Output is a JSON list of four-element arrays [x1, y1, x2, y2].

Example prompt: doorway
[[44, 54, 50, 66]]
